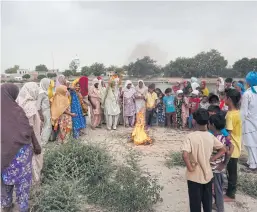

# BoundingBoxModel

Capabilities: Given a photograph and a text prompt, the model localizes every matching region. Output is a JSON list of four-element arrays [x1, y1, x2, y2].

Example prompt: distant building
[[17, 69, 29, 75]]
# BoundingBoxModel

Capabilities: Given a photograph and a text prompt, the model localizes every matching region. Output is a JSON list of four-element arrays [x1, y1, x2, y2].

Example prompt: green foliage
[[106, 65, 124, 76], [63, 70, 73, 78], [35, 64, 48, 72], [238, 172, 257, 198], [22, 74, 31, 79], [47, 73, 57, 78], [233, 57, 257, 76], [127, 56, 161, 77], [81, 66, 92, 76], [37, 74, 46, 80], [32, 142, 162, 212], [69, 60, 78, 73], [165, 151, 184, 168], [5, 65, 19, 74], [90, 62, 105, 76], [164, 49, 228, 78]]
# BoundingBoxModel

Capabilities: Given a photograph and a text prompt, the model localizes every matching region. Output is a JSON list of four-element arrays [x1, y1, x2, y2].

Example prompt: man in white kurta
[[241, 85, 257, 170], [104, 79, 121, 130]]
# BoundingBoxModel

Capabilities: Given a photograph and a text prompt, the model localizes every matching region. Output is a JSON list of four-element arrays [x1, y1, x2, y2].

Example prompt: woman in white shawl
[[191, 77, 200, 91], [122, 80, 136, 127], [36, 78, 52, 145], [241, 71, 257, 170], [16, 82, 43, 184], [216, 77, 225, 94], [135, 80, 147, 113]]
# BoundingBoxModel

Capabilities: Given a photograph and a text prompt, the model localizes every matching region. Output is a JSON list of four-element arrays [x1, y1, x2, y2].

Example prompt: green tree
[[22, 74, 31, 80], [5, 65, 19, 74], [63, 70, 73, 78], [127, 56, 160, 77], [47, 73, 57, 78], [69, 60, 78, 75], [192, 49, 228, 77], [81, 66, 92, 76], [35, 64, 48, 72], [90, 63, 105, 76], [37, 75, 46, 80], [233, 57, 257, 76]]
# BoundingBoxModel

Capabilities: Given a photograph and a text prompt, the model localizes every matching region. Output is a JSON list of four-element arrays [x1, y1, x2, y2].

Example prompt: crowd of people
[[1, 71, 257, 212]]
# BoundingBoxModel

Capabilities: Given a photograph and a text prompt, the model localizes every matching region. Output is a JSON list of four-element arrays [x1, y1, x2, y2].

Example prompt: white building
[[17, 69, 29, 75]]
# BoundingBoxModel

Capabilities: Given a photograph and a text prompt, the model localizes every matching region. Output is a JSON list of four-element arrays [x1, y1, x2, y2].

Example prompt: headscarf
[[72, 78, 80, 87], [172, 81, 181, 94], [55, 74, 66, 88], [217, 77, 225, 92], [183, 80, 192, 95], [39, 78, 51, 94], [201, 80, 209, 96], [236, 82, 245, 94], [123, 80, 136, 99], [51, 85, 70, 122], [48, 80, 55, 99], [16, 82, 40, 118], [1, 84, 34, 171], [191, 77, 200, 90], [79, 76, 89, 96], [246, 71, 257, 94], [136, 80, 148, 95], [191, 90, 199, 96], [176, 90, 183, 95]]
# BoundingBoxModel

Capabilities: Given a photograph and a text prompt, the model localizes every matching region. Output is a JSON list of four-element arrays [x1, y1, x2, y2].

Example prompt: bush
[[165, 151, 184, 168], [238, 172, 257, 198], [31, 141, 162, 212]]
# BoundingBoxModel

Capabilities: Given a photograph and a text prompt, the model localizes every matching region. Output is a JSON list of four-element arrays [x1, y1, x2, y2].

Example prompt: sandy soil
[[82, 126, 257, 212]]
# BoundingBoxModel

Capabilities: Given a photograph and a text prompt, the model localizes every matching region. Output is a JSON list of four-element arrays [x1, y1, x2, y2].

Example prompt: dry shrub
[[31, 141, 162, 212], [165, 151, 184, 168], [238, 172, 257, 198]]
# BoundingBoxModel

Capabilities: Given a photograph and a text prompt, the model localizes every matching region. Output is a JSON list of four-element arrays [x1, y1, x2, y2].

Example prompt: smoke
[[127, 42, 168, 65]]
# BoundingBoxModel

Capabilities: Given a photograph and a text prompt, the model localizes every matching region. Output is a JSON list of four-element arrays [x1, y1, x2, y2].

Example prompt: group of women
[[1, 75, 89, 212]]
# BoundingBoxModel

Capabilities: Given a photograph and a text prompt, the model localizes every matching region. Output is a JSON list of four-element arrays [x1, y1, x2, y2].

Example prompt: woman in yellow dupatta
[[201, 80, 209, 96], [131, 109, 152, 145], [51, 85, 75, 143]]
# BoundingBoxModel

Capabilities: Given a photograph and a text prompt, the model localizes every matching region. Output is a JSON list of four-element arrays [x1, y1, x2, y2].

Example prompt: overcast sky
[[1, 1, 257, 72]]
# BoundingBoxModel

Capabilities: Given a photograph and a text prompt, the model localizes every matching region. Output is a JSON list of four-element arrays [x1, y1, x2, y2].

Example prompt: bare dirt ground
[[82, 126, 257, 212]]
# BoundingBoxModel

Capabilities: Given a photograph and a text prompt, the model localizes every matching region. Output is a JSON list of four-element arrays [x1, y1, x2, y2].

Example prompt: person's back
[[182, 108, 225, 212], [183, 131, 222, 183]]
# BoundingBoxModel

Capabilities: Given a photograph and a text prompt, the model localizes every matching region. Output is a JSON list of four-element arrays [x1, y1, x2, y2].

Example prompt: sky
[[1, 1, 257, 72]]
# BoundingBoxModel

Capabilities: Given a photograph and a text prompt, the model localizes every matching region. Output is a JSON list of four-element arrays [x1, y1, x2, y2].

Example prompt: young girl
[[181, 91, 189, 129], [175, 90, 184, 129], [199, 95, 210, 110], [156, 93, 165, 126]]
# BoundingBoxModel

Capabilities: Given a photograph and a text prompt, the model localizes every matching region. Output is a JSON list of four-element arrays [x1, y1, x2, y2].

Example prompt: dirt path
[[82, 126, 257, 212]]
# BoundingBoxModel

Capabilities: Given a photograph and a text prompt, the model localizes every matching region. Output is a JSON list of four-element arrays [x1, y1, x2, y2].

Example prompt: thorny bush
[[31, 141, 163, 212]]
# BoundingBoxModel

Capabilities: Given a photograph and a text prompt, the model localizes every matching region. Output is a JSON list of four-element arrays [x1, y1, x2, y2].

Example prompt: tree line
[[5, 49, 257, 80]]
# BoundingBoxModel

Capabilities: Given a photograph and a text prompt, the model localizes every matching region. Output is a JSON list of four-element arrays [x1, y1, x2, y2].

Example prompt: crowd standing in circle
[[1, 71, 257, 212]]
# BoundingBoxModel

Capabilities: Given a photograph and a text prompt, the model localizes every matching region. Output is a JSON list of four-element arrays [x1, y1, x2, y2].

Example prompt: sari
[[16, 82, 43, 184], [132, 110, 152, 145]]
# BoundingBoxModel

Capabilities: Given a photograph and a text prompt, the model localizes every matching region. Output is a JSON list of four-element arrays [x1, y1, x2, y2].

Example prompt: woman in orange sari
[[51, 85, 76, 143]]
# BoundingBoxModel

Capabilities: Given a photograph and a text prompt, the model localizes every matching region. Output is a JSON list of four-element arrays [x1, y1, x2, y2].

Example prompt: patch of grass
[[31, 141, 162, 212], [238, 172, 257, 198], [165, 151, 184, 168]]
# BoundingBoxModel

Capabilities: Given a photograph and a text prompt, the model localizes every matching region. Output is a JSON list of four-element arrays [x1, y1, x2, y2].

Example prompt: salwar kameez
[[41, 108, 52, 145], [175, 98, 183, 129], [123, 97, 136, 127], [89, 83, 102, 128], [1, 144, 33, 212], [241, 86, 257, 169], [56, 106, 72, 143]]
